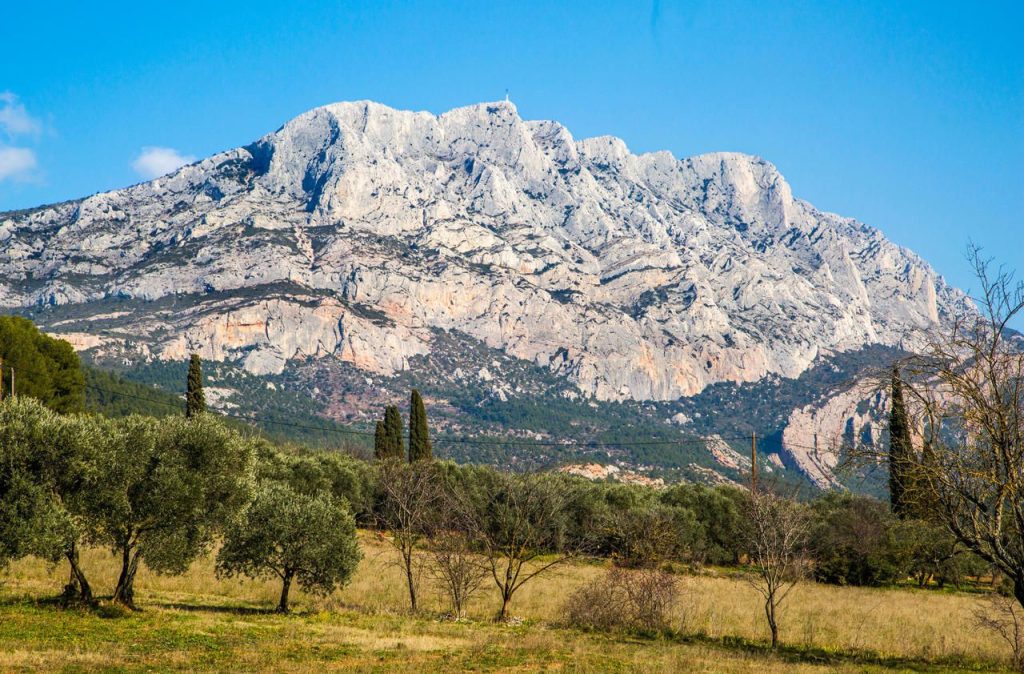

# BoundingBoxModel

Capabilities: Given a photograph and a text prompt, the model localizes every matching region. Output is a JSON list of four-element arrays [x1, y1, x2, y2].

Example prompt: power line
[[78, 379, 838, 453], [82, 380, 751, 448], [6, 360, 848, 454]]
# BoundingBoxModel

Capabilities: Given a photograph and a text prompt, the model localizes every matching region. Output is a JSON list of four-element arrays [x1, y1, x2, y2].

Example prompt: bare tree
[[743, 491, 809, 649], [375, 459, 441, 613], [976, 593, 1024, 672], [471, 472, 573, 622], [427, 486, 487, 619], [896, 247, 1024, 615]]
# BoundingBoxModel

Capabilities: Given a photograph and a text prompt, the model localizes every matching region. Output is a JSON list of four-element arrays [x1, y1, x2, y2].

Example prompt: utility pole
[[0, 357, 3, 402], [750, 431, 758, 493], [8, 366, 13, 398]]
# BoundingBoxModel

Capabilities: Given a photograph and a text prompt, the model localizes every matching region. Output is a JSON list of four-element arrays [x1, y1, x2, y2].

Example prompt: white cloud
[[0, 145, 38, 181], [0, 94, 43, 182], [131, 146, 196, 179], [0, 92, 42, 138]]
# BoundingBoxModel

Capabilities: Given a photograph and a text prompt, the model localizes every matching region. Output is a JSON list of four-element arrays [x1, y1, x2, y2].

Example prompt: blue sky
[[2, 0, 1021, 306]]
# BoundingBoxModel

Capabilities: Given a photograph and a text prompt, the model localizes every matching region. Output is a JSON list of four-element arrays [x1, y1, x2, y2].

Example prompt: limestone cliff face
[[0, 100, 968, 401], [782, 383, 889, 489]]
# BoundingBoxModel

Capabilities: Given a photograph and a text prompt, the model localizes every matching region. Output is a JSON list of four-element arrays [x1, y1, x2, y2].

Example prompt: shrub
[[564, 567, 680, 633], [607, 505, 697, 569], [808, 492, 903, 586]]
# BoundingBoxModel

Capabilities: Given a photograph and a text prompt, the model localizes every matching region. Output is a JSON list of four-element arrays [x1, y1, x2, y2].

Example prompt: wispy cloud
[[0, 92, 43, 139], [131, 146, 196, 179], [0, 146, 38, 182], [0, 93, 42, 182]]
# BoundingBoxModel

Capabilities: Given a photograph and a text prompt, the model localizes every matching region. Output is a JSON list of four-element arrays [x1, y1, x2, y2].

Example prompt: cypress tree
[[383, 405, 405, 459], [373, 421, 387, 460], [186, 354, 206, 418], [888, 365, 913, 518], [408, 389, 432, 462]]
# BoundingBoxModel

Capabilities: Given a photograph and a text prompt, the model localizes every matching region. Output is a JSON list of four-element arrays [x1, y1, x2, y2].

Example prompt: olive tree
[[0, 397, 102, 603], [0, 399, 64, 568], [85, 414, 254, 608], [217, 481, 361, 613], [35, 409, 109, 604]]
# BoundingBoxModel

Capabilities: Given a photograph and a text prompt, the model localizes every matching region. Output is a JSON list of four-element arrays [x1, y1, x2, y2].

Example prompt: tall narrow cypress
[[186, 354, 206, 418], [408, 389, 432, 462], [373, 421, 388, 460], [888, 365, 913, 518], [383, 405, 405, 459]]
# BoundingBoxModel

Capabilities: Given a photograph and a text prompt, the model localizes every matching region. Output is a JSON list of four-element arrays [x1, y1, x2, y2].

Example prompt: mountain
[[0, 100, 969, 487]]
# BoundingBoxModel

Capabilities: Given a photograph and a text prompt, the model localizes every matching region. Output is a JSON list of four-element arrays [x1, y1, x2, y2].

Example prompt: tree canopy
[[0, 315, 84, 413], [217, 481, 361, 613], [409, 389, 432, 462], [83, 413, 255, 607], [186, 354, 206, 418]]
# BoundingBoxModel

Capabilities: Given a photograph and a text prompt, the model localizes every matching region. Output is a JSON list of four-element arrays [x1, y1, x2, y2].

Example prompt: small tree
[[217, 482, 361, 613], [408, 389, 432, 462], [471, 472, 572, 622], [87, 414, 254, 608], [383, 405, 405, 459], [977, 592, 1024, 673], [375, 459, 441, 612], [373, 421, 387, 460], [186, 354, 206, 418], [743, 491, 809, 649], [428, 483, 487, 619]]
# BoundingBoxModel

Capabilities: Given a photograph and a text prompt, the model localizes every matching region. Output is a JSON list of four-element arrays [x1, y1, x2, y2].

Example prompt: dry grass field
[[0, 533, 1013, 672]]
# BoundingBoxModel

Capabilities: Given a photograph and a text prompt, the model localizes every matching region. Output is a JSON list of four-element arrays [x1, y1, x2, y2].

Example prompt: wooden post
[[749, 432, 757, 491]]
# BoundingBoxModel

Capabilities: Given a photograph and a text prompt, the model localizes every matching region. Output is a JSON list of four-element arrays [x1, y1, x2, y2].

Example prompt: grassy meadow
[[0, 533, 1014, 672]]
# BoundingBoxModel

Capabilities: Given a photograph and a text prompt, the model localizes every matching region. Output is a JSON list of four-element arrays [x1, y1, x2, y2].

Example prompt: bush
[[808, 492, 903, 586], [607, 505, 697, 568], [564, 567, 680, 633]]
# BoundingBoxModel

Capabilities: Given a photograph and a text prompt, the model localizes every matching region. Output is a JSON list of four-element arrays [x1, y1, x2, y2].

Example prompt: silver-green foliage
[[83, 413, 256, 607], [0, 399, 95, 563], [0, 398, 65, 566], [216, 481, 361, 612]]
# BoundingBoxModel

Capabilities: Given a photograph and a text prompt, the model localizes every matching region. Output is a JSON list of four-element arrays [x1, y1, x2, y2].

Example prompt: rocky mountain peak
[[1, 100, 968, 403]]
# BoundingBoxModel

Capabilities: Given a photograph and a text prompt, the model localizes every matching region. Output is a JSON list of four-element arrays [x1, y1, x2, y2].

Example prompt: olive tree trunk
[[277, 569, 295, 613], [113, 546, 142, 609], [65, 542, 94, 605]]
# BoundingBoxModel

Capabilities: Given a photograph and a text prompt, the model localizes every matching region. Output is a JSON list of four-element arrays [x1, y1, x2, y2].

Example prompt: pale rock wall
[[0, 100, 970, 402]]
